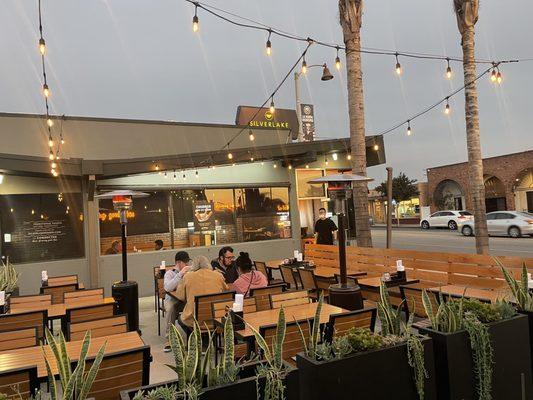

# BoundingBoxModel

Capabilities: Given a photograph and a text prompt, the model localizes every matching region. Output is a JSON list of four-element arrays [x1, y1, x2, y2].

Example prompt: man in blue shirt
[[164, 250, 191, 352]]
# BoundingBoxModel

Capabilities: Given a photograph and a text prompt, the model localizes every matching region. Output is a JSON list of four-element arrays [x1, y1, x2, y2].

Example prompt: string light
[[48, 136, 54, 147], [301, 58, 307, 74], [444, 98, 451, 115], [164, 171, 168, 178], [496, 68, 503, 84], [46, 118, 53, 127], [335, 46, 341, 70], [269, 99, 275, 114], [227, 151, 233, 160], [51, 162, 57, 169], [38, 38, 46, 55], [42, 84, 50, 98], [248, 130, 255, 141], [250, 155, 254, 162], [183, 172, 186, 180], [305, 164, 309, 169], [373, 144, 379, 151], [266, 29, 272, 55], [273, 163, 277, 168], [173, 170, 177, 180], [395, 53, 402, 75], [195, 170, 199, 178], [288, 164, 292, 170], [48, 150, 54, 160], [490, 69, 497, 82], [347, 154, 352, 161], [446, 58, 452, 79], [407, 121, 412, 136], [192, 4, 199, 32]]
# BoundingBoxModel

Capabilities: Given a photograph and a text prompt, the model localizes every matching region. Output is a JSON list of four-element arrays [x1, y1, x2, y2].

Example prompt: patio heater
[[308, 173, 373, 310], [95, 190, 149, 332]]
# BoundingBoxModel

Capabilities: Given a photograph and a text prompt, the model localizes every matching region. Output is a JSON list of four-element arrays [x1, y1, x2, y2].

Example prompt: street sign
[[300, 103, 315, 141]]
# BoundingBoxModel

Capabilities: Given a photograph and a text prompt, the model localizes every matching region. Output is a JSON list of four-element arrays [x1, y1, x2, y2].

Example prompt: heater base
[[328, 283, 364, 311], [112, 280, 140, 333]]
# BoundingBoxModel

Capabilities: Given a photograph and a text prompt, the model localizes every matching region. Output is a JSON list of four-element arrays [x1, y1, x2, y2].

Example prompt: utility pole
[[386, 167, 393, 249]]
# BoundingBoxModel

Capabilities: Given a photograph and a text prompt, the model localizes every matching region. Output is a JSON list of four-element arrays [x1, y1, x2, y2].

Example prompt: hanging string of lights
[[37, 0, 63, 177]]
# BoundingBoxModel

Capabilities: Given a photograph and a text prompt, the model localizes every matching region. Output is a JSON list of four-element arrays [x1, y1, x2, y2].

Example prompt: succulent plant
[[497, 258, 533, 312], [0, 258, 19, 293]]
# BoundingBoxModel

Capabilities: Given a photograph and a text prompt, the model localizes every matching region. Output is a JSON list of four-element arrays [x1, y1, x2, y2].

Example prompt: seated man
[[163, 251, 191, 352], [154, 239, 164, 251], [176, 255, 228, 334], [232, 252, 268, 297], [211, 246, 239, 284]]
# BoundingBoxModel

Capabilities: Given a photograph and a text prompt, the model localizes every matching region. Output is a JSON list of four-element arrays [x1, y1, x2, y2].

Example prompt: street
[[368, 227, 533, 258]]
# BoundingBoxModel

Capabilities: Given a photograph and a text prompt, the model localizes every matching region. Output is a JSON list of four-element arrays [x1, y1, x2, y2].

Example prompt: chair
[[0, 366, 39, 400], [254, 261, 283, 285], [76, 346, 151, 400], [8, 294, 52, 313], [249, 284, 286, 311], [63, 303, 116, 334], [211, 297, 257, 319], [400, 286, 439, 320], [194, 291, 235, 332], [0, 327, 39, 351], [324, 309, 377, 342], [156, 276, 166, 336], [63, 288, 104, 306], [68, 314, 128, 341], [280, 265, 299, 290], [47, 274, 78, 287], [269, 290, 310, 309], [260, 319, 311, 365], [298, 269, 328, 301], [41, 283, 78, 304], [0, 310, 47, 341]]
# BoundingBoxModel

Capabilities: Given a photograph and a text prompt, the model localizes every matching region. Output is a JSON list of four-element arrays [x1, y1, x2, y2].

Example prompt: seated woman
[[232, 252, 268, 297]]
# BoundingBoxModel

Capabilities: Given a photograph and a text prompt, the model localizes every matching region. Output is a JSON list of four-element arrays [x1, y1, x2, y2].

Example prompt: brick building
[[427, 150, 533, 213]]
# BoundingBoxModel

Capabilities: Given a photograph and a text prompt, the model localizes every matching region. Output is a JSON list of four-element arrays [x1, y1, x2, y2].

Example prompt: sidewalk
[[372, 224, 421, 229]]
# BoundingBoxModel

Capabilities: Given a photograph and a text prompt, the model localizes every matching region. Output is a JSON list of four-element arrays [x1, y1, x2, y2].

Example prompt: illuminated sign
[[99, 210, 136, 222], [235, 106, 299, 140]]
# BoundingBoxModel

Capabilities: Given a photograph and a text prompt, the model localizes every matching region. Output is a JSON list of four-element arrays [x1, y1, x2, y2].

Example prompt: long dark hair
[[235, 252, 253, 273]]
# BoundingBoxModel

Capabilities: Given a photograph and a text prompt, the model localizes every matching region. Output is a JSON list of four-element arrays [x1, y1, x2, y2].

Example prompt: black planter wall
[[520, 310, 533, 376], [296, 337, 437, 400], [420, 314, 533, 400]]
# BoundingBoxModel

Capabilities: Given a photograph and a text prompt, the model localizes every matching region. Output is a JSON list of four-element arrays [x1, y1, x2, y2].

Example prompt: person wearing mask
[[231, 252, 268, 297], [104, 240, 121, 255], [163, 251, 191, 352], [176, 255, 228, 335], [314, 207, 338, 245], [154, 239, 164, 251], [211, 246, 239, 283]]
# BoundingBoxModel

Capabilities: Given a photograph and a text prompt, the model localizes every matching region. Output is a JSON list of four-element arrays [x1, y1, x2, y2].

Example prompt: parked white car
[[459, 211, 533, 238], [420, 210, 473, 230]]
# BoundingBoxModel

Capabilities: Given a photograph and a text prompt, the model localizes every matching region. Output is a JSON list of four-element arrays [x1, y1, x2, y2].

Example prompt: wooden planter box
[[296, 337, 437, 400], [419, 314, 533, 399], [120, 361, 298, 400]]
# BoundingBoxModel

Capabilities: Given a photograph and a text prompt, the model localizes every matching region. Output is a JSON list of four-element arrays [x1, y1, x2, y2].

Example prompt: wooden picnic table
[[312, 267, 366, 280], [9, 297, 116, 318], [358, 277, 420, 306], [427, 285, 513, 303], [0, 331, 145, 379]]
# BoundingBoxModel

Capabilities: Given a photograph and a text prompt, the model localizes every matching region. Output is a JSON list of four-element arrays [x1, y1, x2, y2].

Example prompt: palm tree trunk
[[340, 1, 373, 247], [461, 26, 489, 254]]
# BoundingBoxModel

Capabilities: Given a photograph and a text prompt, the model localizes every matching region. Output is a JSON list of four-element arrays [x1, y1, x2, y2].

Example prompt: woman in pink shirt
[[232, 252, 268, 297]]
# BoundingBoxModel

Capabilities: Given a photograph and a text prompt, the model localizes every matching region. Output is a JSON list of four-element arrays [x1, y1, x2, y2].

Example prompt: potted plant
[[296, 286, 437, 400], [419, 290, 533, 399], [121, 312, 298, 400], [0, 258, 20, 294]]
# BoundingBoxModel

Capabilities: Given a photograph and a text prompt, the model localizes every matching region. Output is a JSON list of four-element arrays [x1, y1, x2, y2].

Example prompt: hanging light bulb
[[60, 136, 65, 145], [347, 154, 352, 161], [195, 170, 199, 178], [249, 130, 255, 141], [266, 30, 272, 55], [39, 38, 46, 55], [445, 58, 452, 79], [155, 163, 160, 172], [444, 98, 451, 115], [51, 162, 57, 169], [490, 69, 497, 82], [52, 170, 58, 177], [173, 170, 177, 180], [335, 46, 341, 70], [192, 6, 199, 32], [332, 153, 338, 161], [273, 163, 277, 168], [43, 84, 50, 98], [164, 171, 168, 179], [305, 164, 309, 169], [47, 118, 53, 127], [49, 150, 55, 161], [395, 53, 402, 75], [269, 99, 275, 114], [250, 156, 254, 162], [496, 69, 503, 84], [48, 136, 54, 148], [407, 120, 412, 136], [302, 58, 307, 74], [373, 144, 379, 151], [227, 151, 233, 160], [288, 164, 292, 170]]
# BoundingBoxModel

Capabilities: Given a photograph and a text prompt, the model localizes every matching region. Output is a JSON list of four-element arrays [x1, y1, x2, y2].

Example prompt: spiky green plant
[[497, 258, 533, 312], [43, 328, 106, 400], [295, 293, 323, 358], [377, 281, 405, 336], [0, 258, 19, 293], [422, 290, 464, 333], [132, 385, 180, 400]]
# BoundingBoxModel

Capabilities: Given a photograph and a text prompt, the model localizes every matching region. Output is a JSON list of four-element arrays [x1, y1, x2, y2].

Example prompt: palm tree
[[453, 0, 489, 254], [339, 0, 372, 247]]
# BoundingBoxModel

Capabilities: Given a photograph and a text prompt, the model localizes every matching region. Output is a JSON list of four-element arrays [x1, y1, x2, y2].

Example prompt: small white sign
[[3, 234, 11, 243]]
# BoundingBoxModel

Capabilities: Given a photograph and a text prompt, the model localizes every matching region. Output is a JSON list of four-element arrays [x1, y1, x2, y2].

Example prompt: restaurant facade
[[0, 112, 385, 297]]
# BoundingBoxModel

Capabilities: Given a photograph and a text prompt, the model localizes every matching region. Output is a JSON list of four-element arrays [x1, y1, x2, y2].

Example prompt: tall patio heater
[[95, 190, 149, 332], [308, 173, 373, 310]]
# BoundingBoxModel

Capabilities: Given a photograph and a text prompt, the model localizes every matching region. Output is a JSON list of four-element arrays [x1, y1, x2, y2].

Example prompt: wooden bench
[[0, 366, 38, 399], [62, 303, 116, 333], [67, 314, 128, 341], [9, 294, 52, 313], [249, 284, 286, 311], [194, 291, 235, 332], [0, 327, 39, 351], [64, 288, 104, 306], [0, 311, 47, 341], [47, 274, 79, 287], [41, 283, 78, 304], [269, 290, 310, 309], [260, 319, 310, 365]]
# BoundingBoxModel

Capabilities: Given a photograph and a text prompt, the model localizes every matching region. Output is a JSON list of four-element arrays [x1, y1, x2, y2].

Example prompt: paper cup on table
[[232, 302, 243, 312], [235, 293, 244, 307], [0, 291, 4, 306], [294, 250, 299, 259], [297, 253, 303, 262], [396, 260, 405, 272], [160, 260, 166, 269], [41, 270, 48, 280]]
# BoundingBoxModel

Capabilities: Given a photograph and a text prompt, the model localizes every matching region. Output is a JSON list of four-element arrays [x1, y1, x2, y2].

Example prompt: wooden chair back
[[260, 319, 311, 365], [41, 283, 78, 304], [194, 291, 235, 331], [324, 309, 377, 342], [156, 277, 166, 300], [280, 266, 298, 289], [64, 288, 105, 307], [47, 274, 78, 287], [0, 366, 38, 400], [254, 261, 269, 278], [400, 286, 439, 319], [249, 284, 286, 311], [64, 303, 116, 334], [78, 346, 150, 400], [298, 269, 318, 291], [211, 298, 257, 319], [269, 290, 309, 309], [0, 310, 47, 341], [68, 314, 128, 341], [0, 327, 38, 351], [9, 294, 52, 313]]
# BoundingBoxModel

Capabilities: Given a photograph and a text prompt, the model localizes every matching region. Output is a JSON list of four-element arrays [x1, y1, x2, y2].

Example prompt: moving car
[[459, 211, 533, 238], [420, 210, 473, 230]]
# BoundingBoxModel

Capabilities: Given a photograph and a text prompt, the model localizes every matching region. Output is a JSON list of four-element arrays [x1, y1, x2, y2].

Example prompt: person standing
[[163, 251, 191, 352], [314, 207, 338, 245], [211, 246, 239, 283]]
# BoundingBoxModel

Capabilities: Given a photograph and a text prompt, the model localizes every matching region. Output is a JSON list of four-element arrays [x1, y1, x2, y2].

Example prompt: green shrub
[[346, 328, 384, 352]]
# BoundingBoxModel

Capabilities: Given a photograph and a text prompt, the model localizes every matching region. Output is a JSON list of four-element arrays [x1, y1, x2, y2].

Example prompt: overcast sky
[[1, 0, 532, 184]]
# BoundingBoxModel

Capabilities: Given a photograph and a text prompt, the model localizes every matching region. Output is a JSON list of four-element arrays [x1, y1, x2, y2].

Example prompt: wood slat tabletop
[[218, 302, 346, 339], [0, 331, 145, 378], [358, 277, 419, 289], [312, 267, 366, 279], [428, 285, 513, 303], [9, 297, 116, 318]]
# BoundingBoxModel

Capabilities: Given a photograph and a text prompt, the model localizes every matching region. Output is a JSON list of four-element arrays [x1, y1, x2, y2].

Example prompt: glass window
[[459, 211, 472, 216], [0, 193, 85, 263], [486, 213, 498, 220], [496, 213, 515, 220], [296, 169, 325, 199]]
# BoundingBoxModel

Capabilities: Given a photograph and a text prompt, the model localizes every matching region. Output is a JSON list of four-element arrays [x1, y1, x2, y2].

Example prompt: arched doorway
[[434, 180, 465, 210], [484, 175, 507, 212], [514, 168, 533, 212]]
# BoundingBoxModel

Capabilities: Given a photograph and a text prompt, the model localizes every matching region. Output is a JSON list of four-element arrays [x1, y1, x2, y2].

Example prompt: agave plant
[[422, 290, 464, 333], [0, 258, 19, 293], [296, 293, 323, 358], [43, 328, 106, 400], [377, 281, 406, 336], [497, 258, 533, 312]]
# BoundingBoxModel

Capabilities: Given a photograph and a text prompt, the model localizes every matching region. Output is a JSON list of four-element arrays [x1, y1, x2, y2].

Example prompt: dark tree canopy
[[375, 172, 420, 202]]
